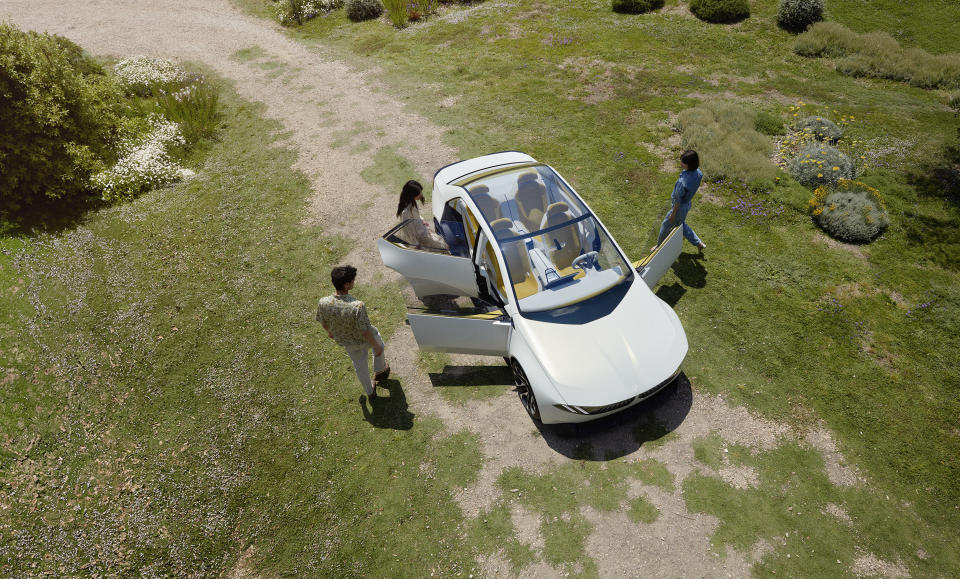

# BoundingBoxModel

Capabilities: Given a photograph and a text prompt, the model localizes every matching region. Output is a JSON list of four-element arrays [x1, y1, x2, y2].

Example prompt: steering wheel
[[571, 251, 599, 271]]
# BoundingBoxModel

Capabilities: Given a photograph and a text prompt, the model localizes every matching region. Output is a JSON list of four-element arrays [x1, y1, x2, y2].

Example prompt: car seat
[[469, 185, 502, 222], [514, 171, 548, 233], [540, 202, 582, 271], [490, 218, 539, 300]]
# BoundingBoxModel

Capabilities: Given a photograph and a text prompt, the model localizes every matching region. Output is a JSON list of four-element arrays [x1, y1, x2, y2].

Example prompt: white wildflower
[[114, 56, 184, 95], [92, 115, 193, 202]]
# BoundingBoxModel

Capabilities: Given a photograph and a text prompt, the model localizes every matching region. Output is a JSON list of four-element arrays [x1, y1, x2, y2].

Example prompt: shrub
[[346, 0, 383, 21], [676, 102, 776, 184], [274, 0, 342, 26], [788, 142, 857, 188], [754, 110, 785, 136], [795, 23, 960, 89], [0, 23, 125, 210], [777, 0, 823, 32], [612, 0, 664, 15], [383, 0, 408, 27], [152, 76, 222, 145], [793, 115, 843, 143], [689, 0, 749, 23], [91, 115, 194, 202], [114, 55, 183, 96], [809, 180, 888, 243]]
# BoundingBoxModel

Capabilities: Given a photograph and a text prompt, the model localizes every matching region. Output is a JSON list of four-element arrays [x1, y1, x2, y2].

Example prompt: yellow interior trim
[[513, 273, 540, 300], [414, 309, 503, 320]]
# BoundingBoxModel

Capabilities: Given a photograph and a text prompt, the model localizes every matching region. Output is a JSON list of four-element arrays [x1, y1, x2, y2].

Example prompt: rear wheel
[[511, 359, 540, 422]]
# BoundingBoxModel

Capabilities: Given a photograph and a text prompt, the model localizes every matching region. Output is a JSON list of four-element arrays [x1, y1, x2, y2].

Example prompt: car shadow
[[534, 372, 694, 461], [428, 364, 514, 388], [359, 378, 414, 430]]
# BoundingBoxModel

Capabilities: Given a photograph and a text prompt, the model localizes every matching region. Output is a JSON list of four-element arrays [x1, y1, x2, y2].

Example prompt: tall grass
[[795, 22, 960, 89], [676, 102, 776, 184], [383, 0, 408, 28], [152, 77, 222, 144]]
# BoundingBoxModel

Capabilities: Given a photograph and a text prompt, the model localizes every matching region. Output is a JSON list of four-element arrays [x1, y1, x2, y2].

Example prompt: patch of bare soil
[[852, 551, 910, 578], [813, 231, 870, 261], [2, 2, 876, 576]]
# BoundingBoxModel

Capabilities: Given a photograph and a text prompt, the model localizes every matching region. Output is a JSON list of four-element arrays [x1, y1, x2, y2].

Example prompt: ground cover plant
[[676, 101, 777, 184], [612, 0, 664, 15], [227, 0, 960, 573], [794, 22, 960, 89]]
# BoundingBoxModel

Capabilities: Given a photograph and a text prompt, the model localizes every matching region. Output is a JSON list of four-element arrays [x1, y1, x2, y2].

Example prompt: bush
[[346, 0, 383, 21], [0, 24, 125, 210], [777, 0, 823, 32], [788, 142, 857, 188], [612, 0, 664, 15], [809, 180, 888, 243], [795, 22, 960, 89], [91, 115, 194, 202], [755, 110, 786, 136], [114, 55, 183, 96], [793, 115, 843, 143], [689, 0, 750, 23], [676, 102, 776, 184], [274, 0, 342, 26]]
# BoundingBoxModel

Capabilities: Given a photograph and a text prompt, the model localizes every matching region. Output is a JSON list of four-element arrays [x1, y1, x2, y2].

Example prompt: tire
[[511, 359, 541, 422]]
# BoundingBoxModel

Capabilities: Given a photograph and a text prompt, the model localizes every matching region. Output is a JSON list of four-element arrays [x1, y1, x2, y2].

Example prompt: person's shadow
[[655, 252, 707, 307], [359, 378, 414, 430]]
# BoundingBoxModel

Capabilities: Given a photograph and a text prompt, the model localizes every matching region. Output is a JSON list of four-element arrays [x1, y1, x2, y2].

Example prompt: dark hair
[[331, 265, 357, 292], [681, 150, 699, 171], [396, 180, 424, 217]]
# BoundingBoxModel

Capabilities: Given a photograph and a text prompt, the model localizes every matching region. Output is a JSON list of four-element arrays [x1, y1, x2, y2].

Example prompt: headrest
[[490, 217, 514, 232], [545, 201, 569, 217], [469, 185, 490, 195], [516, 171, 539, 185]]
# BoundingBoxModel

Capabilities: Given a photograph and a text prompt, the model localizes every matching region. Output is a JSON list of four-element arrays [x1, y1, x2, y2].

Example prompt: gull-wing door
[[633, 225, 682, 289], [377, 219, 480, 299]]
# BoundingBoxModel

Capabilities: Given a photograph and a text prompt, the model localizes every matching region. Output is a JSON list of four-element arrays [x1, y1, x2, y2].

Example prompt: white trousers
[[343, 327, 386, 396]]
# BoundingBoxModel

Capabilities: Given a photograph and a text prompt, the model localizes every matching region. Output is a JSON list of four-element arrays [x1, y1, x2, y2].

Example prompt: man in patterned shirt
[[317, 265, 390, 399]]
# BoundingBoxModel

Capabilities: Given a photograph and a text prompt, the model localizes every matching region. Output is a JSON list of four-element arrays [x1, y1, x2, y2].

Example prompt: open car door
[[407, 303, 512, 356], [633, 225, 683, 289], [377, 220, 480, 299]]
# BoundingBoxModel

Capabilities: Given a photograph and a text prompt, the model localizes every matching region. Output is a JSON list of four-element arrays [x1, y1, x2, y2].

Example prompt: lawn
[[2, 0, 959, 575]]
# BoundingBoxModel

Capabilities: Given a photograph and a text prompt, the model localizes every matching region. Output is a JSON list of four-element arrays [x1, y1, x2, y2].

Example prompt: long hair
[[396, 180, 424, 217]]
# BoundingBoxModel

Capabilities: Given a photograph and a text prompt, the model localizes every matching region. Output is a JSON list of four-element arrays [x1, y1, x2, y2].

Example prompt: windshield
[[463, 165, 632, 312]]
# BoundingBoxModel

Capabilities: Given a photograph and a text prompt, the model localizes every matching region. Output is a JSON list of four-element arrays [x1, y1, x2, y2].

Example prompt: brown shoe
[[374, 365, 391, 383], [368, 388, 377, 400]]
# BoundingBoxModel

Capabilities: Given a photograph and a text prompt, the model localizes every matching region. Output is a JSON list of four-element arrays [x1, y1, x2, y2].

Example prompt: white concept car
[[377, 152, 687, 424]]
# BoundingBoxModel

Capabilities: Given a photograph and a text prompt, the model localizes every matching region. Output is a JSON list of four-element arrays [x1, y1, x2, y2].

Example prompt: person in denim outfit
[[657, 150, 707, 251]]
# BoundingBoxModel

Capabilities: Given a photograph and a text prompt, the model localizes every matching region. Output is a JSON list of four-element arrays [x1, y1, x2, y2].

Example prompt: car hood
[[514, 281, 687, 406]]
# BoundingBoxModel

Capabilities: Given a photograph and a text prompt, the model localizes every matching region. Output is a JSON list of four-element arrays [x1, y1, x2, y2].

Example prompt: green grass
[[226, 0, 960, 573], [0, 86, 488, 575]]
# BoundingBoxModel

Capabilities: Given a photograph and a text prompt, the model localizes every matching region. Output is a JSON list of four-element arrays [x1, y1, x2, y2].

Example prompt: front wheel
[[512, 359, 541, 422]]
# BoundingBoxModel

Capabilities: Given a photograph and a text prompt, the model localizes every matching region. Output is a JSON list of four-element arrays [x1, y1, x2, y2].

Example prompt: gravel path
[[2, 2, 878, 576]]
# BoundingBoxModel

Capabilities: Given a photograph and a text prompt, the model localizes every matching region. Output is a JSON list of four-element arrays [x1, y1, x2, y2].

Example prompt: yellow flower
[[817, 173, 823, 178], [832, 166, 840, 171]]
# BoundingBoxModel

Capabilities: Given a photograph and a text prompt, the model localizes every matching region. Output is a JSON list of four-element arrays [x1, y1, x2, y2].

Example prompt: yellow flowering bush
[[809, 179, 888, 243]]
